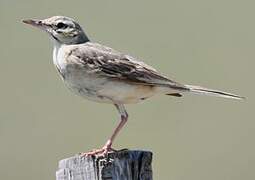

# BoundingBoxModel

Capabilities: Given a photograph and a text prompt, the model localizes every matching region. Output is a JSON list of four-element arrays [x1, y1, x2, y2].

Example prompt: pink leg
[[83, 104, 128, 156]]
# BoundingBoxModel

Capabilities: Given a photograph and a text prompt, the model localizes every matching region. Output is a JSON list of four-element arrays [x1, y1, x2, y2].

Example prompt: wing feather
[[67, 42, 188, 90]]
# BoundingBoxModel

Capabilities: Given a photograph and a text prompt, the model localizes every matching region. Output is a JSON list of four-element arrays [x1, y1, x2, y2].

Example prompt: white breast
[[52, 44, 111, 103], [53, 42, 65, 71]]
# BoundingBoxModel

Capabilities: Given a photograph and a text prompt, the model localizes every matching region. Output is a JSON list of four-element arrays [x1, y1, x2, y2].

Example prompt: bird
[[23, 16, 244, 156]]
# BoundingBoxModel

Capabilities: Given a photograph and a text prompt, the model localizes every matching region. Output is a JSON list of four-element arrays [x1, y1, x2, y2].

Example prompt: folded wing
[[67, 42, 188, 91]]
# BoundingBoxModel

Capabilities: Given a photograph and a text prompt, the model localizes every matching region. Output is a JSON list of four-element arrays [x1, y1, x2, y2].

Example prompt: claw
[[81, 140, 116, 157]]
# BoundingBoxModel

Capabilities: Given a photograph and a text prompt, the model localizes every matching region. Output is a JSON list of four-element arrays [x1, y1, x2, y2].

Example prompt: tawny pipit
[[23, 16, 244, 156]]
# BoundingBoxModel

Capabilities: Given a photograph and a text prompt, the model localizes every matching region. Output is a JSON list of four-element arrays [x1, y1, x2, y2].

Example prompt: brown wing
[[67, 42, 188, 91]]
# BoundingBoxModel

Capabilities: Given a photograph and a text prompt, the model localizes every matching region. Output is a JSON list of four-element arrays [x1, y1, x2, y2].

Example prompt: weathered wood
[[56, 150, 153, 180]]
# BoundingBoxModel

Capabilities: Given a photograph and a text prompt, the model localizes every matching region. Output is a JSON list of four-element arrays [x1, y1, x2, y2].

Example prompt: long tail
[[185, 84, 245, 100]]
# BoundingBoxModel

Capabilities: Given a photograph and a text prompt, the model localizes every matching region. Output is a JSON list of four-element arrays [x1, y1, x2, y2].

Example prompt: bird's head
[[23, 16, 89, 45]]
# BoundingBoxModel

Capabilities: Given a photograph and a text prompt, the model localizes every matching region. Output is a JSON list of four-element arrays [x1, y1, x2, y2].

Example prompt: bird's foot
[[81, 140, 116, 157]]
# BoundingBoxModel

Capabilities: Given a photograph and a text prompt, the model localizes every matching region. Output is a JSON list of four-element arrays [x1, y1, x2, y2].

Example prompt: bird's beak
[[22, 19, 44, 29]]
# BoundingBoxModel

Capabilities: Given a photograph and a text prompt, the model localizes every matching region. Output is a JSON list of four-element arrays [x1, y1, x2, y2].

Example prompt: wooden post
[[56, 150, 153, 180]]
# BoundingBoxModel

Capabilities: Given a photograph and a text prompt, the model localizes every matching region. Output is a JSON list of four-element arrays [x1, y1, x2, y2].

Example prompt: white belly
[[63, 73, 157, 104]]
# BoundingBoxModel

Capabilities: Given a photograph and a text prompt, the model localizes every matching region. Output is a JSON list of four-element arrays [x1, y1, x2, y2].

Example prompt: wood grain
[[56, 150, 153, 180]]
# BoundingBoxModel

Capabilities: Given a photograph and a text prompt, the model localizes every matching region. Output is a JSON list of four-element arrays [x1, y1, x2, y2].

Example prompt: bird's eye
[[56, 22, 67, 29]]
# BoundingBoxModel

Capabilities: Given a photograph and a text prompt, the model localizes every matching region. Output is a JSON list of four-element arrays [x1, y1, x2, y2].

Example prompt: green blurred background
[[0, 0, 254, 179]]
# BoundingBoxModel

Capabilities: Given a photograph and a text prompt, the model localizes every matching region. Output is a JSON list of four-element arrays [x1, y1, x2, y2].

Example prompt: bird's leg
[[83, 104, 128, 156]]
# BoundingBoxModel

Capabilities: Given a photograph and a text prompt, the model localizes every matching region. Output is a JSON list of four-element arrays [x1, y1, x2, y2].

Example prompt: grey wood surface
[[56, 150, 153, 180]]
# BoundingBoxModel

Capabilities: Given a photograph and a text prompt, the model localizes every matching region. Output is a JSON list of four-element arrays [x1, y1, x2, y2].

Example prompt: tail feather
[[185, 85, 245, 100]]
